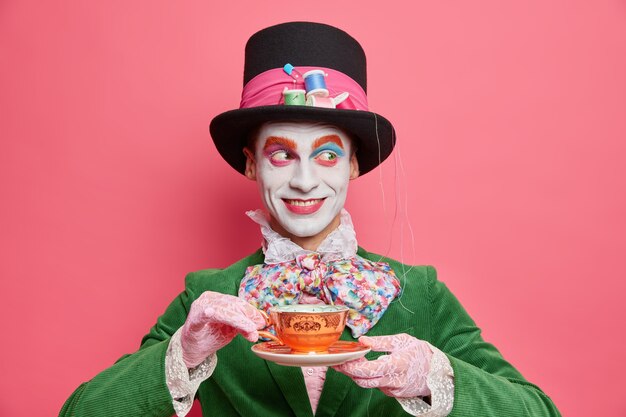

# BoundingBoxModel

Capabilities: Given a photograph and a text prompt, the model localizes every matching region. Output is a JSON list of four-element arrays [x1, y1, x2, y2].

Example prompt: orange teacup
[[258, 305, 349, 354]]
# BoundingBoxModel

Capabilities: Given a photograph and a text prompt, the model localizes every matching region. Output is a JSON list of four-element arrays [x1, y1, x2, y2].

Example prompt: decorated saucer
[[251, 341, 370, 367]]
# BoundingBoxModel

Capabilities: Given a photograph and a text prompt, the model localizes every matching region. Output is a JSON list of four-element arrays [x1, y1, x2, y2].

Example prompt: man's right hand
[[180, 291, 266, 368]]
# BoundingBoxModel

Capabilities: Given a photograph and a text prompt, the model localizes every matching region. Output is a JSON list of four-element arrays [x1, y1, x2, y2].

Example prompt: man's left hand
[[332, 333, 433, 398]]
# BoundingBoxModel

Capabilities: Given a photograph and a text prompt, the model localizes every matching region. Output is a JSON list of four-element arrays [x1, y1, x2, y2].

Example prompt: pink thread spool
[[305, 92, 350, 109], [306, 95, 335, 108]]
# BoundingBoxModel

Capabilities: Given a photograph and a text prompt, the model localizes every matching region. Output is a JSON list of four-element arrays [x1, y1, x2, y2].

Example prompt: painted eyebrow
[[262, 136, 297, 151], [312, 135, 345, 150]]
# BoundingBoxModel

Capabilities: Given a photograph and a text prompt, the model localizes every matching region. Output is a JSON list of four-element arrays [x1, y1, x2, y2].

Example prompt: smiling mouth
[[282, 198, 325, 214]]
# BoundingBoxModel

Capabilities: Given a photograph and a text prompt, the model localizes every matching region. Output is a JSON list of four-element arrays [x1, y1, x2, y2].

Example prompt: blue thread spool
[[303, 70, 329, 97]]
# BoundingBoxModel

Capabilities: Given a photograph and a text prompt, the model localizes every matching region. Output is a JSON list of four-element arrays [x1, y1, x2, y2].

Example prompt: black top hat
[[209, 22, 396, 176]]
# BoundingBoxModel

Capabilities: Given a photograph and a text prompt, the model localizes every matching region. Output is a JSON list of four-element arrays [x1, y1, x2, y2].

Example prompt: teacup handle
[[257, 310, 283, 344], [258, 309, 271, 325], [257, 330, 283, 344]]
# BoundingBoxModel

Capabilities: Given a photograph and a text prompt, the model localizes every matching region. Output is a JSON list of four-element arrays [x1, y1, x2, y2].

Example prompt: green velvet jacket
[[59, 248, 561, 417]]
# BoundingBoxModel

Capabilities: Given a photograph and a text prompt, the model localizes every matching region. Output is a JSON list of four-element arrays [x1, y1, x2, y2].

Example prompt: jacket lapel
[[266, 361, 315, 417], [222, 251, 314, 417], [311, 328, 356, 417], [314, 285, 418, 417]]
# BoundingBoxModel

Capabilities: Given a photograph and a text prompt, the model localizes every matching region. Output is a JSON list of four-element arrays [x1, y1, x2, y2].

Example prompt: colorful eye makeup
[[311, 142, 344, 166], [263, 137, 298, 166], [311, 135, 345, 166], [262, 134, 346, 167]]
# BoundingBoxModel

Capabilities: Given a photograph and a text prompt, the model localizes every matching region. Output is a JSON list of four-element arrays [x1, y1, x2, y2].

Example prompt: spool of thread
[[303, 69, 329, 97], [306, 95, 335, 108], [283, 88, 306, 106], [335, 95, 356, 110]]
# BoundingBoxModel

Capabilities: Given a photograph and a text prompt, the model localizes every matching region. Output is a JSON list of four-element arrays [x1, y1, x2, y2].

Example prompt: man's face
[[245, 122, 359, 239]]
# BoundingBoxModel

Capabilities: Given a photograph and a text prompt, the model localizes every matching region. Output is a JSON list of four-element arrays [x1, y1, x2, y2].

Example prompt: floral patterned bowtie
[[239, 252, 401, 338]]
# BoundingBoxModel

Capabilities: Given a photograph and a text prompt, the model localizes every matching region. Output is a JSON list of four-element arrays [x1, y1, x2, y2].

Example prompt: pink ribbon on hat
[[239, 66, 369, 111]]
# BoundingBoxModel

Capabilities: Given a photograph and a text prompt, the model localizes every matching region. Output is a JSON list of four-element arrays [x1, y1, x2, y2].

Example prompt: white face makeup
[[246, 121, 358, 240]]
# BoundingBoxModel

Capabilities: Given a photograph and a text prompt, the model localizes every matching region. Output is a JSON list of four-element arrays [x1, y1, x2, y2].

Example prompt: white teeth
[[286, 199, 321, 207]]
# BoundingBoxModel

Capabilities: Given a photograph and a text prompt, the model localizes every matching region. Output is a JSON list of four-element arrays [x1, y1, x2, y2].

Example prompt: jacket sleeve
[[426, 266, 561, 417], [59, 272, 203, 417]]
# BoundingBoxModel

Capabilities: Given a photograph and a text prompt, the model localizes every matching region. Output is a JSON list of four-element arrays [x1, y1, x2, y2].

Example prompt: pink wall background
[[1, 1, 625, 416]]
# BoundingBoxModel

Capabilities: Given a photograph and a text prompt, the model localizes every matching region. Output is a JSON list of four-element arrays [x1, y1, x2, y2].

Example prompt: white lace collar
[[246, 209, 358, 264]]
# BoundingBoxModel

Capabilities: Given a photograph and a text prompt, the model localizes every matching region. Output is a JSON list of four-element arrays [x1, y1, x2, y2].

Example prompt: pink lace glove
[[333, 333, 433, 398], [181, 291, 266, 368]]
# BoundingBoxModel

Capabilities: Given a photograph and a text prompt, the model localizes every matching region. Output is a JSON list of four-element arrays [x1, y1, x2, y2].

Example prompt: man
[[60, 22, 561, 417]]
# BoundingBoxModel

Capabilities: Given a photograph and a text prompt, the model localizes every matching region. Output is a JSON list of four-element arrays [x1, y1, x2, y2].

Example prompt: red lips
[[283, 199, 325, 214]]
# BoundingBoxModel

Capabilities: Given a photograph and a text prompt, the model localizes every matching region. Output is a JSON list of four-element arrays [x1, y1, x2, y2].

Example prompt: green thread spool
[[283, 89, 306, 106]]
